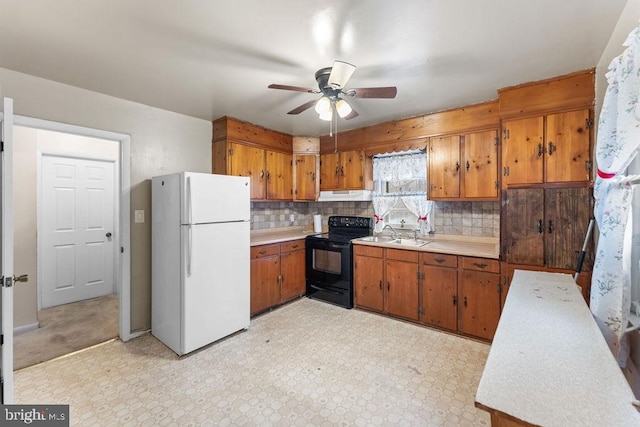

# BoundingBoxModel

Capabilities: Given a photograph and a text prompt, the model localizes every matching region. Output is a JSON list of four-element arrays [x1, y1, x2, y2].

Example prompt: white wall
[[595, 0, 640, 395], [1, 67, 212, 332]]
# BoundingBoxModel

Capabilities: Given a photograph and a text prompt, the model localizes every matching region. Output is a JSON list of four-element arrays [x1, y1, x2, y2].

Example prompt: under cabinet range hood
[[317, 190, 373, 202]]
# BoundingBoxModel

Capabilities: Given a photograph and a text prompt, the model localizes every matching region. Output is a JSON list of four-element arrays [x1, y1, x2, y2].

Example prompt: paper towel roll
[[313, 214, 323, 233]]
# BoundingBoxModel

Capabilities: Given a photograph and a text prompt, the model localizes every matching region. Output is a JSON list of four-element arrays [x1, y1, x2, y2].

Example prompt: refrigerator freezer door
[[182, 173, 250, 224], [181, 220, 250, 354]]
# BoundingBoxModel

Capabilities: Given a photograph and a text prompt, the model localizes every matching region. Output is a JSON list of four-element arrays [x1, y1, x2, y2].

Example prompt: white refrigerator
[[151, 172, 250, 355]]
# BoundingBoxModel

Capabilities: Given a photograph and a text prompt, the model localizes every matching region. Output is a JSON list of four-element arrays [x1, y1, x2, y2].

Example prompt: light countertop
[[250, 227, 321, 246], [251, 227, 499, 259], [352, 234, 500, 259], [475, 270, 640, 426]]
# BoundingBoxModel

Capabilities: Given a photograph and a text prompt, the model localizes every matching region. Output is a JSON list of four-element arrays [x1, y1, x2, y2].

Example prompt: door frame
[[13, 115, 135, 342], [37, 151, 118, 310]]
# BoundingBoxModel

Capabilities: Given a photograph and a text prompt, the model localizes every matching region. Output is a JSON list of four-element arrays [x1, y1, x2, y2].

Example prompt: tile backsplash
[[251, 200, 500, 238]]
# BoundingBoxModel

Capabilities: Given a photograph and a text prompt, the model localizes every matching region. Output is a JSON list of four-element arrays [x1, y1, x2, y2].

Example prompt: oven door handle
[[327, 243, 350, 250], [309, 284, 344, 295]]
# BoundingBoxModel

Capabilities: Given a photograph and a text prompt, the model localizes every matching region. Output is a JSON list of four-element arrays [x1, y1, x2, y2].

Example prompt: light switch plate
[[135, 210, 145, 223]]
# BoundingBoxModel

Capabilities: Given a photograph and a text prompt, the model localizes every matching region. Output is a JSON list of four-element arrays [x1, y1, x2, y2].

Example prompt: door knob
[[13, 274, 28, 283], [106, 232, 112, 239]]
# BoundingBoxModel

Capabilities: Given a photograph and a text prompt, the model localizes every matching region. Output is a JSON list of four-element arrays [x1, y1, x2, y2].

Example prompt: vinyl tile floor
[[15, 298, 491, 426]]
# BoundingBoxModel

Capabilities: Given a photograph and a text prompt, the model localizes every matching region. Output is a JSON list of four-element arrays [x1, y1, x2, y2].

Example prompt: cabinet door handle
[[379, 280, 383, 290], [335, 166, 339, 175], [312, 172, 315, 181], [548, 141, 555, 155], [387, 282, 390, 291], [291, 244, 298, 249], [452, 295, 457, 306], [259, 250, 267, 255], [434, 258, 446, 264], [455, 162, 460, 172], [473, 262, 488, 269], [463, 296, 468, 307], [538, 219, 543, 234], [466, 160, 470, 171], [260, 170, 264, 179], [266, 170, 271, 180], [341, 166, 345, 176], [548, 220, 554, 234], [537, 143, 544, 157]]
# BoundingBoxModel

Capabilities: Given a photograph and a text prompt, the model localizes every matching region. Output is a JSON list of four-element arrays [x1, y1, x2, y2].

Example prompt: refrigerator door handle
[[187, 224, 193, 277], [186, 175, 193, 225]]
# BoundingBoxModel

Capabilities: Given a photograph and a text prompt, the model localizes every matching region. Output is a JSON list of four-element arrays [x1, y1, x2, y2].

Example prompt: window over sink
[[372, 150, 433, 234]]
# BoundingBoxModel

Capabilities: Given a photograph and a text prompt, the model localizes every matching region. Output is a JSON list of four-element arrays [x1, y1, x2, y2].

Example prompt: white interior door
[[1, 97, 15, 403], [41, 155, 115, 308]]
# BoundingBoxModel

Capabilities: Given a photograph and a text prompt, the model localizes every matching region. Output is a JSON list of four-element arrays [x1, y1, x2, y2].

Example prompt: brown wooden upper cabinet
[[428, 129, 499, 200], [501, 109, 592, 189], [319, 149, 373, 191], [293, 154, 318, 201], [214, 141, 292, 200], [212, 116, 294, 201], [502, 187, 593, 270]]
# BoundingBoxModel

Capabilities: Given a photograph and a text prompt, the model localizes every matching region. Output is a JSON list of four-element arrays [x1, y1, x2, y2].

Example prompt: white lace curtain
[[372, 151, 433, 233], [591, 26, 640, 367]]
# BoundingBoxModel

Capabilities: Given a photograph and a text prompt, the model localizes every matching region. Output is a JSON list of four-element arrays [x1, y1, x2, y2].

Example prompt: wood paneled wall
[[320, 100, 500, 154], [498, 69, 595, 119], [213, 116, 292, 152]]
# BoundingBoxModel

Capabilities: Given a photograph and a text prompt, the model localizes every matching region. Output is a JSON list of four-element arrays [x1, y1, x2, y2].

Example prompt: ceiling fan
[[268, 60, 397, 121]]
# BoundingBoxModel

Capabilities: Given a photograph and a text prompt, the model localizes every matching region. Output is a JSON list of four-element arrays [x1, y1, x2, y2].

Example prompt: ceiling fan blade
[[344, 108, 359, 120], [268, 84, 317, 93], [328, 60, 356, 88], [287, 99, 317, 115], [349, 86, 398, 99]]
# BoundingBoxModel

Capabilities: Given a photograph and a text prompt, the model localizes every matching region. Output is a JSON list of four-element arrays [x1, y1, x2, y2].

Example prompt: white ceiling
[[0, 0, 628, 137]]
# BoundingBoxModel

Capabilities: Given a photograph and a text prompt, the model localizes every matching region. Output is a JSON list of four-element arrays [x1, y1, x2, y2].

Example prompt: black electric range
[[305, 216, 373, 308]]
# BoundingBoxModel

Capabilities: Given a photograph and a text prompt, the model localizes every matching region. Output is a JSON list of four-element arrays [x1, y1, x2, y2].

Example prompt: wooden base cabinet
[[386, 249, 420, 321], [250, 240, 305, 316], [355, 245, 503, 341], [420, 253, 458, 331], [353, 246, 384, 311], [459, 257, 501, 340]]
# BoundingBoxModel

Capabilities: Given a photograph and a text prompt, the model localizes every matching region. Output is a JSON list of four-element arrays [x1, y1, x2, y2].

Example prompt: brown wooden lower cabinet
[[250, 240, 305, 316], [354, 245, 502, 341], [386, 249, 420, 321], [459, 257, 501, 340], [353, 246, 384, 311], [420, 253, 458, 331]]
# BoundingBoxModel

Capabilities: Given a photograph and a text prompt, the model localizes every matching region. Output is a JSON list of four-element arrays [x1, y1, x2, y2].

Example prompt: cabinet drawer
[[251, 244, 280, 259], [386, 248, 419, 263], [281, 239, 305, 253], [421, 252, 457, 268], [461, 257, 500, 273], [353, 245, 383, 258]]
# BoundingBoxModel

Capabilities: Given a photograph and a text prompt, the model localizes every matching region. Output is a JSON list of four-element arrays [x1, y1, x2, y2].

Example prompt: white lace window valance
[[371, 150, 433, 233]]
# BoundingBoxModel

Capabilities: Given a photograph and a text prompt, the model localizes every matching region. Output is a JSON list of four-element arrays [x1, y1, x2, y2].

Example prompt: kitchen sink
[[358, 236, 431, 247], [391, 238, 431, 247], [358, 236, 396, 243]]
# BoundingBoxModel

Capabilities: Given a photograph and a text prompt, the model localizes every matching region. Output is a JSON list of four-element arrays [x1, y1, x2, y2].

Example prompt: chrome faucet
[[382, 224, 399, 238]]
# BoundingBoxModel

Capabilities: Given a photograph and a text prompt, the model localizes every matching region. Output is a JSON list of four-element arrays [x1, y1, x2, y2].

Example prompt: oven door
[[305, 237, 353, 308]]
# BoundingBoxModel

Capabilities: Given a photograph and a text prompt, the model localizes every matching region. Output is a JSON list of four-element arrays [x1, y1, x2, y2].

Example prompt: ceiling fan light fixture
[[318, 110, 332, 121], [335, 99, 352, 118], [315, 96, 331, 115], [328, 60, 356, 88]]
